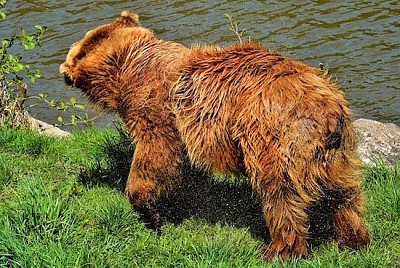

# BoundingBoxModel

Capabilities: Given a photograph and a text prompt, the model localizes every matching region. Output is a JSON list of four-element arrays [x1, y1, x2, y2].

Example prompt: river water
[[1, 0, 399, 126]]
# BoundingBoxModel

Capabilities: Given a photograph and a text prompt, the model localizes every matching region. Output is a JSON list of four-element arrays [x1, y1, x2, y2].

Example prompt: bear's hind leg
[[240, 133, 314, 260], [259, 181, 311, 261], [323, 156, 370, 250], [331, 189, 370, 249]]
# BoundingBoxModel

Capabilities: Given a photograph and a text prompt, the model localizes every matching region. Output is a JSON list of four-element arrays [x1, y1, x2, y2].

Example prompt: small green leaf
[[71, 115, 77, 126], [49, 100, 57, 107], [23, 42, 35, 50], [1, 40, 9, 47], [74, 104, 85, 110], [12, 63, 24, 72], [224, 13, 232, 20], [58, 101, 68, 111], [6, 54, 15, 62], [38, 93, 47, 99], [29, 75, 36, 83], [35, 69, 43, 78], [57, 116, 64, 124]]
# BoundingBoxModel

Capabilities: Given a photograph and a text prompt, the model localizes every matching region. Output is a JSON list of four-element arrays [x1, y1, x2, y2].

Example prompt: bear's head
[[59, 11, 154, 109]]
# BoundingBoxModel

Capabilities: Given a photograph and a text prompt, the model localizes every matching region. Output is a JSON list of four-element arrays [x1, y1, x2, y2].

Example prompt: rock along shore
[[353, 118, 400, 166]]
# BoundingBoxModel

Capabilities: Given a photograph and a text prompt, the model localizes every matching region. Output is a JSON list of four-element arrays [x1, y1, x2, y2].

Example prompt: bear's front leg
[[125, 136, 185, 235], [126, 163, 164, 235]]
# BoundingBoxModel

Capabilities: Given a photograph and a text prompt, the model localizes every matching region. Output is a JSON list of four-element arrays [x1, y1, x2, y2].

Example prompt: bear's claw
[[136, 203, 164, 235]]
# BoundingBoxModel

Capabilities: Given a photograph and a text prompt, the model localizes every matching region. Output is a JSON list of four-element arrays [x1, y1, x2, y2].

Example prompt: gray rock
[[28, 116, 70, 138], [353, 118, 400, 166]]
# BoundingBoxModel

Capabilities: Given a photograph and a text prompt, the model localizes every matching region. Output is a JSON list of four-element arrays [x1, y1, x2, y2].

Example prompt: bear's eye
[[76, 51, 87, 61]]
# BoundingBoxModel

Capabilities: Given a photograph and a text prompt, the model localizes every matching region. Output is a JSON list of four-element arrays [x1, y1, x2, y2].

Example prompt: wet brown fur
[[60, 11, 370, 261]]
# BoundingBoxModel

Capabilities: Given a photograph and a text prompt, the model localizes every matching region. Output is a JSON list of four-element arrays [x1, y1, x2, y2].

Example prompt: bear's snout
[[63, 73, 74, 87], [60, 64, 74, 87]]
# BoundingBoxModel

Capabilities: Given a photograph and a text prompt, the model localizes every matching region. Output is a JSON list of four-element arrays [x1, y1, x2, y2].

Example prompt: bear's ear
[[118, 11, 140, 27]]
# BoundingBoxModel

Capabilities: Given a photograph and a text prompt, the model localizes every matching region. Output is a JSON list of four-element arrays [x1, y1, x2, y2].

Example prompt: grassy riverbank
[[0, 127, 399, 267]]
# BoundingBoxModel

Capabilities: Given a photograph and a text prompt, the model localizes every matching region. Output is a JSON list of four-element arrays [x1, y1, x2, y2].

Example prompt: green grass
[[0, 126, 399, 267]]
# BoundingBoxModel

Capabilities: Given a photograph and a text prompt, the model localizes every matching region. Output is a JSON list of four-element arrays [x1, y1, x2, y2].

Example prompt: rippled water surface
[[1, 0, 399, 125]]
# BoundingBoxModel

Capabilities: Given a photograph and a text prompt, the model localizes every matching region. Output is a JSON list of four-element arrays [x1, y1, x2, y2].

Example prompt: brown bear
[[60, 11, 370, 261]]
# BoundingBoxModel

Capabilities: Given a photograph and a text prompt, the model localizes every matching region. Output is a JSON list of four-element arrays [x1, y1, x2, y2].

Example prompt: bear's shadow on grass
[[79, 128, 335, 247]]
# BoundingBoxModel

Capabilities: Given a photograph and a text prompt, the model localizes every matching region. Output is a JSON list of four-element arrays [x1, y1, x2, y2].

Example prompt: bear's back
[[172, 42, 352, 174]]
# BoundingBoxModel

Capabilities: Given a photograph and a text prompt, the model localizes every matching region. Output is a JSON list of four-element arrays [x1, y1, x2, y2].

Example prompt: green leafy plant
[[32, 94, 99, 127], [0, 0, 45, 128], [224, 14, 250, 43], [0, 0, 96, 128]]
